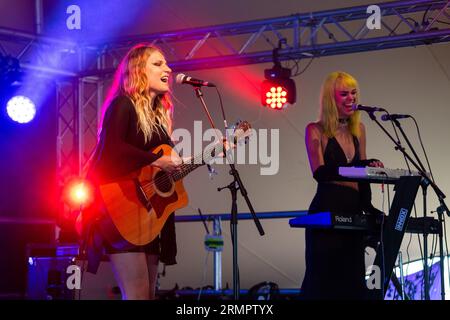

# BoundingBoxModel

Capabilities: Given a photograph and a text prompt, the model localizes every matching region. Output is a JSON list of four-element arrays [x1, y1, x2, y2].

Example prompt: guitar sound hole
[[154, 171, 173, 193]]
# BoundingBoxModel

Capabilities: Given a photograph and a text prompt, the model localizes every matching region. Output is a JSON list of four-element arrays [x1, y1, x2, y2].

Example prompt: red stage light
[[260, 41, 296, 110], [71, 183, 89, 204], [62, 178, 94, 209], [261, 79, 296, 109]]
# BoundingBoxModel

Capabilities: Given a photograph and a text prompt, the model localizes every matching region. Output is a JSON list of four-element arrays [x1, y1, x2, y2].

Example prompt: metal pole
[[213, 217, 222, 291], [437, 209, 446, 300], [423, 186, 430, 300], [398, 251, 405, 300], [35, 0, 43, 35]]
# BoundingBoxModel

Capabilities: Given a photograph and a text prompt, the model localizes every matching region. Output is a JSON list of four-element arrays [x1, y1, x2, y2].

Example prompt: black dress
[[83, 95, 177, 273], [300, 136, 371, 300]]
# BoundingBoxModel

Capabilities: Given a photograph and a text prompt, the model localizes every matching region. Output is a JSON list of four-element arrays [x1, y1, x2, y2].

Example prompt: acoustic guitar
[[92, 120, 252, 250]]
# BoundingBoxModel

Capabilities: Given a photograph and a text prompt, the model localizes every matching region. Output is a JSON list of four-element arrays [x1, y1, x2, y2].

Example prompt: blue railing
[[175, 210, 308, 223]]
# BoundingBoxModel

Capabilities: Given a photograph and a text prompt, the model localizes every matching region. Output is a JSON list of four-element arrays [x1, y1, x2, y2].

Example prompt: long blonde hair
[[319, 71, 361, 138], [101, 43, 173, 142]]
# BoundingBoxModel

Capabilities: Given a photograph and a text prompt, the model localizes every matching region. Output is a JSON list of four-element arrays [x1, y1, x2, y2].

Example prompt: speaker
[[26, 244, 120, 300], [0, 220, 55, 298], [27, 256, 75, 300]]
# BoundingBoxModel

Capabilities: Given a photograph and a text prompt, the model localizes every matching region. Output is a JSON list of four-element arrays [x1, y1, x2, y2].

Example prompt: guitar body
[[98, 144, 188, 249]]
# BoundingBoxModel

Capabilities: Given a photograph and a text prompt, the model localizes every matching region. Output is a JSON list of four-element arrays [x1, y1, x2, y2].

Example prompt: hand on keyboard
[[367, 159, 384, 168]]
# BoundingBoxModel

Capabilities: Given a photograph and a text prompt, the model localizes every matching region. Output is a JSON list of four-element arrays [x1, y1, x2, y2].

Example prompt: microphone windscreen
[[175, 73, 186, 84]]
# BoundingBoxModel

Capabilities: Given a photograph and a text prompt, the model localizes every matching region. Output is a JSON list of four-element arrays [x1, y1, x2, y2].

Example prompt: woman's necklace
[[337, 120, 352, 162], [338, 118, 349, 127]]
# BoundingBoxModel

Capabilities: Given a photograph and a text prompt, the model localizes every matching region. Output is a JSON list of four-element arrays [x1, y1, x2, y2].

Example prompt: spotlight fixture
[[1, 55, 39, 124], [261, 42, 296, 110], [0, 55, 21, 85]]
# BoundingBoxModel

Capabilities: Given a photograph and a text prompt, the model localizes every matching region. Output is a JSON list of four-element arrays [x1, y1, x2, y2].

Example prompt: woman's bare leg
[[109, 252, 149, 300], [146, 253, 160, 300]]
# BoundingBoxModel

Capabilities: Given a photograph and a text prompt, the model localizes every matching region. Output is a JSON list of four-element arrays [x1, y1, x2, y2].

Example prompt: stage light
[[6, 95, 36, 123], [0, 55, 21, 85], [261, 66, 296, 110], [0, 55, 37, 124], [72, 183, 89, 203], [62, 178, 94, 209], [261, 42, 296, 110]]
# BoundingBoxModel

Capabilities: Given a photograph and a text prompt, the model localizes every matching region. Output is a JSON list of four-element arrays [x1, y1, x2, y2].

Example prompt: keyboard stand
[[372, 175, 422, 299], [390, 273, 410, 300]]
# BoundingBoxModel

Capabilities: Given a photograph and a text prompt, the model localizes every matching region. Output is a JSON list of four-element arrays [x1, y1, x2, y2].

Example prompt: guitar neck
[[171, 141, 222, 181]]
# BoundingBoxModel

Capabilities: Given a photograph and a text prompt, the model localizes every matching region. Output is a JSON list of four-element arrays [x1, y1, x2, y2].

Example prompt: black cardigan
[[84, 95, 177, 273]]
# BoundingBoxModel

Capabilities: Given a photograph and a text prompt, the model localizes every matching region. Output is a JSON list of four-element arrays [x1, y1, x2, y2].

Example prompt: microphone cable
[[384, 112, 425, 282], [410, 115, 450, 299], [410, 115, 435, 182], [380, 112, 424, 298]]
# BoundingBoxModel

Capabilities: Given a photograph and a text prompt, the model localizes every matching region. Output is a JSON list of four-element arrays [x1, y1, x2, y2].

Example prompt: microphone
[[381, 114, 411, 121], [352, 104, 386, 112], [176, 73, 215, 87]]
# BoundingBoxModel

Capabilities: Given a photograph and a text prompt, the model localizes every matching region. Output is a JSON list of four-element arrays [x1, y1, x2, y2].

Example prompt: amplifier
[[0, 219, 55, 298], [26, 243, 120, 300]]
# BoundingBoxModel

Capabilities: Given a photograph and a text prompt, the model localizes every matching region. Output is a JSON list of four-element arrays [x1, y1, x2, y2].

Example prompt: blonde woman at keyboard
[[301, 71, 384, 300]]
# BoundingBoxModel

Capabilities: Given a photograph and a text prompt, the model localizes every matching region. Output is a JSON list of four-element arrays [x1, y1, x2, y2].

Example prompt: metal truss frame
[[80, 0, 450, 74]]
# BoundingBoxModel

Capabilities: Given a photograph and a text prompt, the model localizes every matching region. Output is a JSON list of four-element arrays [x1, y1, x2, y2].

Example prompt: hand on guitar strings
[[152, 154, 183, 173]]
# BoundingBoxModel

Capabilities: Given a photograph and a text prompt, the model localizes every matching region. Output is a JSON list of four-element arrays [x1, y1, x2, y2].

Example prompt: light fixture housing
[[260, 43, 296, 110], [261, 65, 296, 110]]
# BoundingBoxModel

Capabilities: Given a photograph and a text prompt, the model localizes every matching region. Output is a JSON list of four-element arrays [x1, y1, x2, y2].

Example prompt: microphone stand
[[191, 85, 265, 300], [390, 118, 446, 300], [391, 119, 427, 172], [365, 111, 449, 300]]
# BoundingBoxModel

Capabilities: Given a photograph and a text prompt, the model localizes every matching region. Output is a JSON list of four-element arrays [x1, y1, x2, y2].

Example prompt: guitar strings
[[140, 127, 247, 195], [140, 147, 213, 194]]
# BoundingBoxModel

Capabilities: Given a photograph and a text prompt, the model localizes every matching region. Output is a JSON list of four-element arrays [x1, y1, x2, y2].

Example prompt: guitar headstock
[[231, 120, 252, 144]]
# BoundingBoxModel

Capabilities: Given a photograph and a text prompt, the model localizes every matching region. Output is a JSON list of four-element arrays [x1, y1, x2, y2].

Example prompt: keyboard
[[289, 212, 440, 234], [338, 166, 425, 182], [291, 175, 425, 296]]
